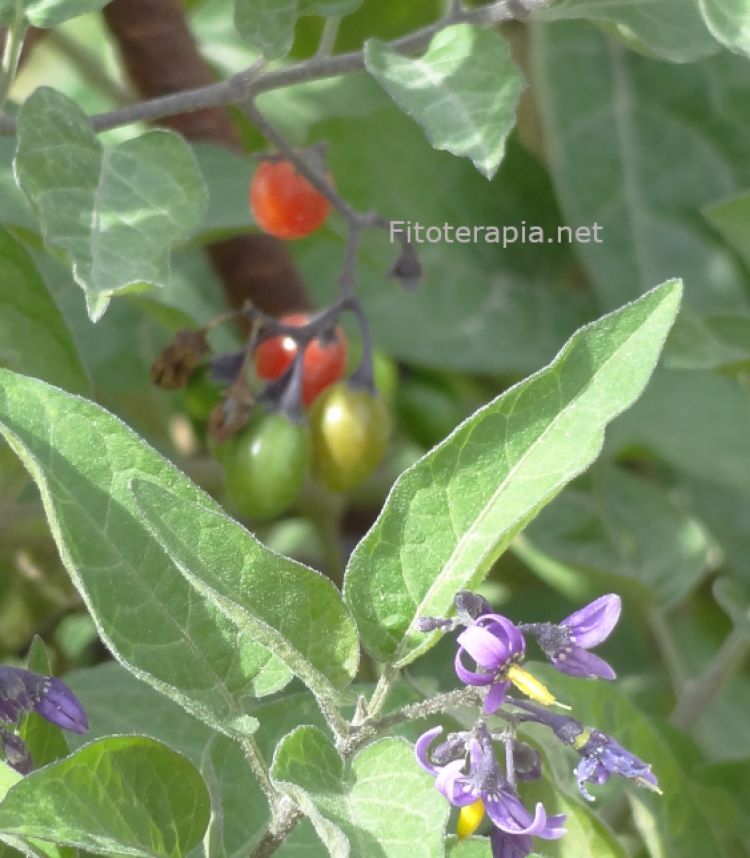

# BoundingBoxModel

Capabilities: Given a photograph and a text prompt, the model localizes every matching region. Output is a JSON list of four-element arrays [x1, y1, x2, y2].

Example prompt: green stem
[[239, 736, 277, 808], [315, 16, 340, 58], [0, 3, 28, 111], [365, 664, 399, 721], [670, 626, 750, 730], [646, 606, 687, 696]]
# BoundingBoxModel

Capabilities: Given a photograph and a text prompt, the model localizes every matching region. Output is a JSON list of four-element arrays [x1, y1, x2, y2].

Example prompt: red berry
[[250, 160, 332, 240], [255, 313, 347, 407]]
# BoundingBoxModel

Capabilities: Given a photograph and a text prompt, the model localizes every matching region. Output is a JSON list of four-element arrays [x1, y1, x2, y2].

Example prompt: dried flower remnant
[[150, 328, 210, 390]]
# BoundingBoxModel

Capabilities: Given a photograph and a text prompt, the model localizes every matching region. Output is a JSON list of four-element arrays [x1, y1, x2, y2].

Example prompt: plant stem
[[239, 736, 277, 808], [0, 2, 28, 111], [365, 664, 399, 721], [0, 0, 551, 135], [316, 16, 340, 58], [646, 606, 687, 696], [670, 626, 750, 730], [250, 797, 303, 858]]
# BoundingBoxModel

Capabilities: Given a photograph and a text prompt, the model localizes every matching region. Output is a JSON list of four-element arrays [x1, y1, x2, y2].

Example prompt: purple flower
[[455, 615, 526, 714], [522, 594, 621, 680], [574, 729, 660, 801], [416, 724, 566, 843], [507, 700, 659, 802], [0, 666, 88, 735]]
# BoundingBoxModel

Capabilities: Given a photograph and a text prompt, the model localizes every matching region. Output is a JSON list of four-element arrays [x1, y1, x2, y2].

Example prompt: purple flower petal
[[551, 646, 616, 680], [457, 624, 515, 672], [414, 726, 443, 776], [540, 813, 567, 839], [476, 615, 526, 658], [435, 759, 476, 806], [34, 678, 88, 734], [483, 681, 510, 715], [455, 647, 493, 686], [485, 792, 560, 838], [562, 594, 621, 648]]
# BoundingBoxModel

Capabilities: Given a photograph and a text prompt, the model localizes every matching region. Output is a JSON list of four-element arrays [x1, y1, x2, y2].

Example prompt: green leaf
[[271, 727, 447, 858], [698, 0, 750, 57], [536, 0, 719, 62], [0, 141, 36, 232], [234, 0, 298, 59], [130, 478, 359, 702], [665, 310, 750, 371], [700, 760, 750, 853], [0, 229, 88, 395], [521, 777, 628, 858], [20, 638, 70, 770], [344, 280, 682, 665], [191, 142, 254, 237], [0, 369, 293, 737], [522, 465, 713, 607], [65, 662, 335, 857], [704, 190, 750, 270], [0, 0, 112, 27], [531, 21, 750, 314], [65, 663, 267, 857], [678, 477, 750, 585], [538, 670, 729, 858], [299, 0, 362, 15], [14, 88, 207, 322], [365, 25, 524, 179], [445, 838, 490, 857], [607, 368, 750, 492], [0, 737, 209, 857]]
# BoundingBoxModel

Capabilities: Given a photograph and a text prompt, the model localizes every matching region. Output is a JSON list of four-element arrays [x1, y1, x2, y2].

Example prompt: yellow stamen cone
[[457, 799, 485, 839], [507, 664, 568, 709]]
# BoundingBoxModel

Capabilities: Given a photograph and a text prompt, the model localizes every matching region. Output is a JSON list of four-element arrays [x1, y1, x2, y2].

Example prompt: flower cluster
[[415, 592, 659, 857], [0, 665, 88, 774]]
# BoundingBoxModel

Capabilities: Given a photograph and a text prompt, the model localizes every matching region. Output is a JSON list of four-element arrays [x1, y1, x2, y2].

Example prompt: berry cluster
[[150, 154, 423, 520]]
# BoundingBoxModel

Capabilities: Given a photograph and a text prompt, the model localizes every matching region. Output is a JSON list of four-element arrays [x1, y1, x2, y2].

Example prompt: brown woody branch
[[101, 0, 308, 316]]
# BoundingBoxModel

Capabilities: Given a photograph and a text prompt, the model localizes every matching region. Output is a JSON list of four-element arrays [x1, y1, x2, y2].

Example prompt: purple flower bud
[[0, 729, 33, 775], [512, 741, 542, 782], [34, 677, 89, 734], [523, 595, 621, 680], [454, 591, 493, 624], [0, 666, 87, 735]]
